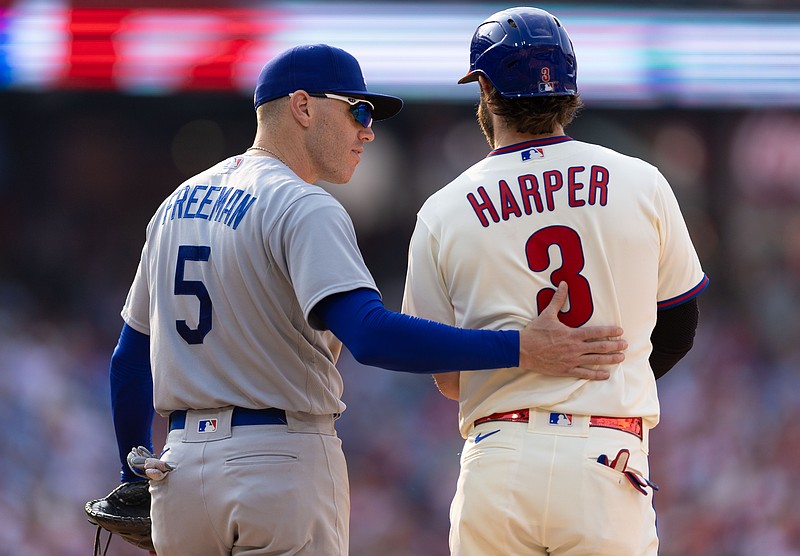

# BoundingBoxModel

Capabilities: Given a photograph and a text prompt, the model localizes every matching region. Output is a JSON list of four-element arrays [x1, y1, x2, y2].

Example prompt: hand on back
[[519, 282, 626, 380]]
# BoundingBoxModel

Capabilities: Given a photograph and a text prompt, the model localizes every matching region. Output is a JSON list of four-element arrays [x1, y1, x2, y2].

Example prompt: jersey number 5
[[175, 245, 212, 344], [525, 225, 593, 327]]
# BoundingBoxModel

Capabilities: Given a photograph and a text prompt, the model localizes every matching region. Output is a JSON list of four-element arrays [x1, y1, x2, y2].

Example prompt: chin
[[324, 171, 355, 185], [340, 167, 358, 184]]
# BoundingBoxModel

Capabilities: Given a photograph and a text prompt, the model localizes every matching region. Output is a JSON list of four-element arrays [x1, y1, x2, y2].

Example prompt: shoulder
[[571, 139, 659, 172], [419, 158, 491, 210], [275, 184, 355, 236], [283, 184, 344, 215], [235, 160, 344, 216], [414, 157, 506, 235]]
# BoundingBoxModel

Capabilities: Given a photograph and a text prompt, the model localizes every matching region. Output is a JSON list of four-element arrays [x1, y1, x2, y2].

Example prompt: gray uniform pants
[[150, 408, 348, 555]]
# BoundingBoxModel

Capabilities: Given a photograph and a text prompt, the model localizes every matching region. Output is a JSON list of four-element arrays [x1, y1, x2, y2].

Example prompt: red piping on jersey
[[658, 274, 709, 310], [487, 135, 573, 157]]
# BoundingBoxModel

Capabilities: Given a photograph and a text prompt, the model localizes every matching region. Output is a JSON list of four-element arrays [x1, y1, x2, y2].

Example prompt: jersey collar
[[487, 135, 572, 157]]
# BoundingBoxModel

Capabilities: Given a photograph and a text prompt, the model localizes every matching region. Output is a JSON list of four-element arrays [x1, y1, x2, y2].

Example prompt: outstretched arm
[[313, 283, 625, 378], [429, 283, 626, 400], [314, 288, 517, 373]]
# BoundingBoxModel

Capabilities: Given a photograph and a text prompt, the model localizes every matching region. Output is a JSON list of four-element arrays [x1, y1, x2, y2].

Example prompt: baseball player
[[402, 8, 708, 556], [106, 43, 631, 556]]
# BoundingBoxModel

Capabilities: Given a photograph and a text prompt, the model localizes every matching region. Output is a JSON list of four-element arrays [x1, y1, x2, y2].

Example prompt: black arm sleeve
[[649, 298, 699, 380]]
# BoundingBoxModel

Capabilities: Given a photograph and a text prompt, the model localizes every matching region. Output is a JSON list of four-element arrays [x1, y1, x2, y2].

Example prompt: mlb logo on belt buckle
[[198, 419, 218, 433], [549, 413, 573, 426]]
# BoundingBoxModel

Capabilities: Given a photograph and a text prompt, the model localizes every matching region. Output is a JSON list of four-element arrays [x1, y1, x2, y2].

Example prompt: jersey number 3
[[525, 225, 593, 327], [175, 245, 212, 344]]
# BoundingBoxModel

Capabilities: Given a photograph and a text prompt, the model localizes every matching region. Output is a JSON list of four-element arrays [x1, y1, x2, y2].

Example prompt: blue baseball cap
[[254, 44, 403, 121]]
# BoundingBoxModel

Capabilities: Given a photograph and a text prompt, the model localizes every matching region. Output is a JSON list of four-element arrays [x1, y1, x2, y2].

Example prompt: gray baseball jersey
[[403, 137, 707, 438], [122, 154, 377, 416]]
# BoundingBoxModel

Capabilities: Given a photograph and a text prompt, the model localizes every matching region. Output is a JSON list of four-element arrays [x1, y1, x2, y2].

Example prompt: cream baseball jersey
[[122, 155, 377, 416], [402, 136, 708, 438]]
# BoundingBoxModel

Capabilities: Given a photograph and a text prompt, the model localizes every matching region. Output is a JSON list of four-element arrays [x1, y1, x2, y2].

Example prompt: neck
[[247, 145, 286, 164], [491, 125, 565, 150], [248, 138, 317, 183]]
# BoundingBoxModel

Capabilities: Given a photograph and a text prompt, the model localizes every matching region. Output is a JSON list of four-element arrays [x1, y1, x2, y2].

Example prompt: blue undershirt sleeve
[[313, 288, 519, 373], [109, 323, 154, 483]]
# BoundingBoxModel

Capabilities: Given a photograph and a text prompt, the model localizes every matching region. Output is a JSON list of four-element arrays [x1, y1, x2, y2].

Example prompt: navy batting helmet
[[458, 7, 577, 97]]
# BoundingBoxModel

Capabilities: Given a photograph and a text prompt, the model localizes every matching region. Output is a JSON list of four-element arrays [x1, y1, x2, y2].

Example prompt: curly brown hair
[[482, 85, 584, 135]]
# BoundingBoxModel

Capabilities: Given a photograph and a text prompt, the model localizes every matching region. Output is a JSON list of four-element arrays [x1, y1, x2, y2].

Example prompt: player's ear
[[477, 75, 494, 98], [288, 90, 313, 129], [477, 76, 501, 114]]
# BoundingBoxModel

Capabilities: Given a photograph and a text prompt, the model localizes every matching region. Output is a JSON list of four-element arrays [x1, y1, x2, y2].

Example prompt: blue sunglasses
[[308, 92, 374, 128]]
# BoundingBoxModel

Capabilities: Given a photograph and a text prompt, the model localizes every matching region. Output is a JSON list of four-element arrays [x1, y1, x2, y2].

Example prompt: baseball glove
[[85, 481, 154, 555]]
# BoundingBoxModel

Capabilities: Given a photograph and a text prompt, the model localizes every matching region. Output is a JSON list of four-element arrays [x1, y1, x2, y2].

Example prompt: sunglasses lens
[[351, 103, 373, 128]]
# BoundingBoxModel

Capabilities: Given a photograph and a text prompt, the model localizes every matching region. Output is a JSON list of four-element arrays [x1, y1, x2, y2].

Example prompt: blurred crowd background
[[1, 1, 800, 556]]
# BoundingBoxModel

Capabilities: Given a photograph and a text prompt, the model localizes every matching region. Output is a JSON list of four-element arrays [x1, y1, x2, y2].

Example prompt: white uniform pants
[[150, 408, 349, 556], [450, 410, 658, 556]]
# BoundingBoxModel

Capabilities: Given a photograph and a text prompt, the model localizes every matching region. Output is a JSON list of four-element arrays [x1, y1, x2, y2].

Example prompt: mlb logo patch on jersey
[[521, 148, 544, 162], [549, 413, 573, 426], [198, 419, 218, 433], [221, 157, 244, 172]]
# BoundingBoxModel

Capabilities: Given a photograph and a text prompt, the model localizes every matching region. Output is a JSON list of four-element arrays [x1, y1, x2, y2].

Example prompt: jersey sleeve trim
[[303, 282, 380, 325], [121, 312, 150, 336], [657, 274, 709, 310]]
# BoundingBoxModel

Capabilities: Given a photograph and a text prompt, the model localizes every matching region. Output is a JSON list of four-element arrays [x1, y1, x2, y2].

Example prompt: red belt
[[473, 409, 643, 440]]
